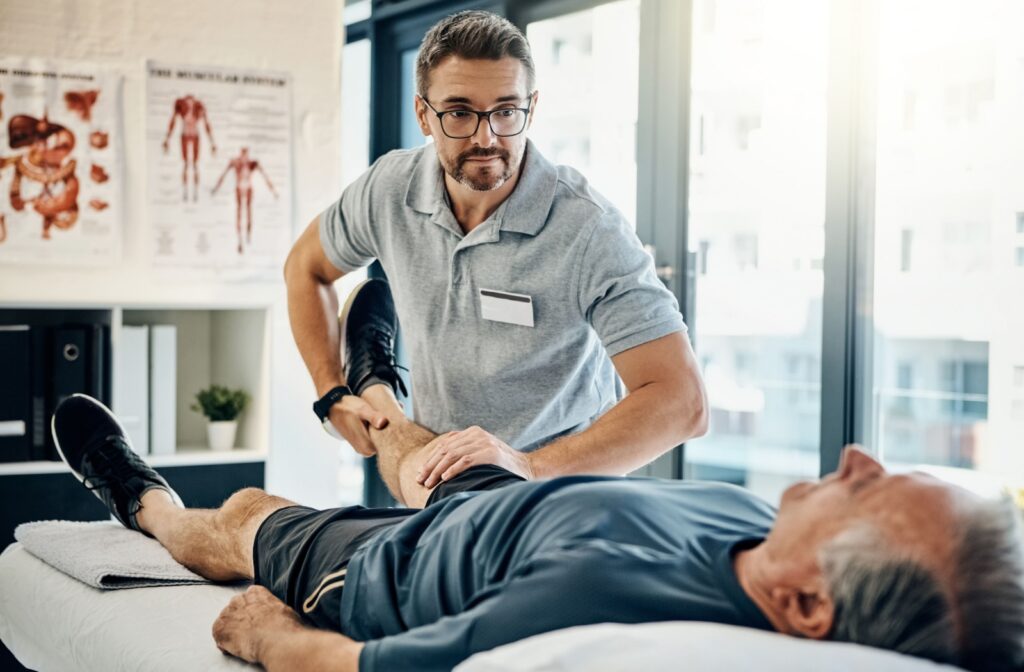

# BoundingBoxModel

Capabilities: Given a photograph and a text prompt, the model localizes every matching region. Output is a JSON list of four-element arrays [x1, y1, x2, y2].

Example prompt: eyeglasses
[[421, 93, 534, 139]]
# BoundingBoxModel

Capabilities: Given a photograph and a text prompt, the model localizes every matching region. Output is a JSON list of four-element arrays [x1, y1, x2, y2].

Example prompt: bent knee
[[221, 488, 282, 526]]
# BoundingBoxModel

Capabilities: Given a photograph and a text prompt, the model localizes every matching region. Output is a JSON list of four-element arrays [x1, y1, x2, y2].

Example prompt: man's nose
[[472, 114, 496, 146], [839, 445, 885, 479]]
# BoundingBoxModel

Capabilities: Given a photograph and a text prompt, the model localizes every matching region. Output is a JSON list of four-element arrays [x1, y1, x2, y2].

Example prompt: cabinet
[[0, 304, 271, 546]]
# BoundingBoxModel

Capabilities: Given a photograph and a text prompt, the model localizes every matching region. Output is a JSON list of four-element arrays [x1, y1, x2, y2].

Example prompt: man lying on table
[[50, 291, 1024, 672]]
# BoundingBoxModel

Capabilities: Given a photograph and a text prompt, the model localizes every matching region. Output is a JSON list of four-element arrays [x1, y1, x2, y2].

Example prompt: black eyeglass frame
[[420, 93, 536, 139]]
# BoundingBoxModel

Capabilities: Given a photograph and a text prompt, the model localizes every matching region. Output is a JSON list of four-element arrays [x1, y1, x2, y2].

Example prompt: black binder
[[43, 325, 107, 460], [0, 326, 33, 463]]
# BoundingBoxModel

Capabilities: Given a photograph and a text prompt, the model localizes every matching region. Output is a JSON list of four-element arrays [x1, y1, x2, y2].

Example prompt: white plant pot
[[207, 420, 238, 451]]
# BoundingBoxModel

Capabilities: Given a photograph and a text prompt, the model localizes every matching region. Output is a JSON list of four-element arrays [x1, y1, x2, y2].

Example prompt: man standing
[[284, 11, 707, 492]]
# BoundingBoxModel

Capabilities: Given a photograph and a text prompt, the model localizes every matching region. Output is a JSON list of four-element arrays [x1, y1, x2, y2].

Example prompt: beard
[[442, 145, 519, 192]]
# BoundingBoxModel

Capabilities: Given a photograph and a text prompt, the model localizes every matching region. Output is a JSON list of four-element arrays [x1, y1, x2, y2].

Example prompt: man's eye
[[495, 109, 516, 118], [447, 111, 472, 119]]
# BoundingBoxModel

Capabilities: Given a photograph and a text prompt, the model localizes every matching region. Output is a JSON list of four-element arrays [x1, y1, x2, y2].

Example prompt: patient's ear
[[771, 585, 834, 640]]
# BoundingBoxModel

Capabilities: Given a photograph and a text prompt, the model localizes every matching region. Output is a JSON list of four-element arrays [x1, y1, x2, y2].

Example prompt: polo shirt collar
[[404, 139, 557, 237]]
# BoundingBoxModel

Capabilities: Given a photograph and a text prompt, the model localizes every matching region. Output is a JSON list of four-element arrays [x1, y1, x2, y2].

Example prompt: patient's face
[[766, 446, 966, 577]]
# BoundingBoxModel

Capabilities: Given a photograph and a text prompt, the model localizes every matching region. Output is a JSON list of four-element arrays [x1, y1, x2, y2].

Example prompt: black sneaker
[[340, 278, 408, 398], [51, 394, 182, 535]]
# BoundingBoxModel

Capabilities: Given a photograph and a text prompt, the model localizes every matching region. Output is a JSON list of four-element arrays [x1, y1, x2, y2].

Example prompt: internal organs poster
[[0, 58, 123, 265], [146, 62, 292, 276]]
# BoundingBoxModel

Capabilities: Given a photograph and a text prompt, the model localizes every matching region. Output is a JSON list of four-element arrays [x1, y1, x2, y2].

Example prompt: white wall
[[0, 0, 352, 507]]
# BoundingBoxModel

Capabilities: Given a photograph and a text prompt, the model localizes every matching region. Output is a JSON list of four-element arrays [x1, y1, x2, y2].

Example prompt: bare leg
[[362, 384, 442, 508], [245, 191, 253, 244], [235, 188, 243, 253], [135, 487, 296, 582], [180, 136, 189, 201]]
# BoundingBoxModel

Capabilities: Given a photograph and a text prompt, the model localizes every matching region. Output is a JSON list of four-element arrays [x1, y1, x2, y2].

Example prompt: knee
[[220, 487, 273, 526]]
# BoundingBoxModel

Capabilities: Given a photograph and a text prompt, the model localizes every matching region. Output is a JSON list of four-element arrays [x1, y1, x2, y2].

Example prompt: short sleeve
[[318, 158, 384, 273], [576, 213, 686, 357]]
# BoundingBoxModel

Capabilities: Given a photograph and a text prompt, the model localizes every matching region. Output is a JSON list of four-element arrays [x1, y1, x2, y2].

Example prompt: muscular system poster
[[0, 57, 123, 265], [146, 62, 292, 275]]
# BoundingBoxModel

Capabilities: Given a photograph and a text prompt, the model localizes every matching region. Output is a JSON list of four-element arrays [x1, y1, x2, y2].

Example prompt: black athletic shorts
[[253, 464, 525, 630]]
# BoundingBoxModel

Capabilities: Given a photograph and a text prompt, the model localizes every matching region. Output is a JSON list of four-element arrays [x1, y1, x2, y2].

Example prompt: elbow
[[678, 380, 709, 441], [690, 397, 709, 439]]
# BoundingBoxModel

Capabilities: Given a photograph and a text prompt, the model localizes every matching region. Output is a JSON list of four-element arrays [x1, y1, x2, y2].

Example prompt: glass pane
[[344, 0, 371, 26], [341, 39, 371, 189], [864, 0, 1024, 480], [685, 0, 829, 503], [338, 38, 372, 505], [401, 48, 428, 150], [527, 0, 640, 227]]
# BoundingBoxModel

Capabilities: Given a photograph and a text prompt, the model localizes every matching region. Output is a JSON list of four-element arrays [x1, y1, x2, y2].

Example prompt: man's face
[[766, 446, 966, 579], [416, 56, 535, 192]]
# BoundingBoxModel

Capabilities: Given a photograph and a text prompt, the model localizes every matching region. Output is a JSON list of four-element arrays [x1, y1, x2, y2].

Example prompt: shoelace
[[354, 325, 410, 397], [82, 435, 146, 497]]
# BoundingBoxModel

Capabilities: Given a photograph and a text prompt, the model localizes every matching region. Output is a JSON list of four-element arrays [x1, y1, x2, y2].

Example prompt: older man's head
[[748, 446, 1024, 671]]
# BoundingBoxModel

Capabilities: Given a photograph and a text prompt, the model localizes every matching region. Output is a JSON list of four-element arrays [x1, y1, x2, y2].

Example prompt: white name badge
[[479, 288, 534, 327]]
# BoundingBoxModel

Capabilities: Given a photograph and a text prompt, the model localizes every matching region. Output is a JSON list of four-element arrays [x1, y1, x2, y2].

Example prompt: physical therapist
[[284, 10, 708, 489]]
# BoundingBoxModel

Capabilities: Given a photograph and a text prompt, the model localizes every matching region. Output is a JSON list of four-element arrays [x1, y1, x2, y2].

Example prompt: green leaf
[[191, 384, 249, 421]]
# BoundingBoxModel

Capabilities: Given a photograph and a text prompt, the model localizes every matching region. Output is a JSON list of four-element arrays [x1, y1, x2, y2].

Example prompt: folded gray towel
[[14, 520, 213, 590]]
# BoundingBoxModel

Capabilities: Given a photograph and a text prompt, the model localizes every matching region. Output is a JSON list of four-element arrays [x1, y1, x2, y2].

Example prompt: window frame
[[342, 0, 905, 501]]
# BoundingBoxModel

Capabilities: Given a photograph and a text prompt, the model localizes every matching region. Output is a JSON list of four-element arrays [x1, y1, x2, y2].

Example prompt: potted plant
[[191, 385, 249, 451]]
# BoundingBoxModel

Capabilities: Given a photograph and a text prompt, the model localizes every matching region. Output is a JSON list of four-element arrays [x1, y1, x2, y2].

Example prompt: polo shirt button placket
[[450, 250, 462, 288]]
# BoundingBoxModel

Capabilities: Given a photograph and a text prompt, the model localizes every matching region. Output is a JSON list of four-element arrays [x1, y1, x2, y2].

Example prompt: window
[[900, 228, 913, 272], [892, 361, 914, 415], [527, 0, 641, 227], [340, 39, 371, 189], [862, 0, 1020, 479], [343, 0, 370, 25], [1016, 212, 1024, 234], [685, 0, 827, 503]]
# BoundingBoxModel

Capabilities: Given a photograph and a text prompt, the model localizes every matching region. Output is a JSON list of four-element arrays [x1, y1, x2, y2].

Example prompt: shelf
[[0, 449, 266, 476], [150, 448, 267, 467]]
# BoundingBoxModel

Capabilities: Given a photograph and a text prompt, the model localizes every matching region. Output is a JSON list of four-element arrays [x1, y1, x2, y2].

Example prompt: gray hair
[[821, 498, 1024, 671], [416, 11, 536, 99]]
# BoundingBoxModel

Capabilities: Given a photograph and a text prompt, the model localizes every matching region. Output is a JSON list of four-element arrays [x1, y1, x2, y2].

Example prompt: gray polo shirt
[[319, 140, 685, 450]]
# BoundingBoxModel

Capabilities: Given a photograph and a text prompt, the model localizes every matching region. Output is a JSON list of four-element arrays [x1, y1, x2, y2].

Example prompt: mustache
[[458, 147, 509, 163]]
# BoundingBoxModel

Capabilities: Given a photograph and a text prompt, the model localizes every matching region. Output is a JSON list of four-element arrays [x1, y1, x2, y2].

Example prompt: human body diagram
[[162, 94, 216, 202], [212, 146, 277, 254]]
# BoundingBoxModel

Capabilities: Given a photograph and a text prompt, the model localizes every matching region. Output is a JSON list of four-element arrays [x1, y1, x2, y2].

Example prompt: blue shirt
[[319, 141, 686, 451], [340, 478, 777, 672]]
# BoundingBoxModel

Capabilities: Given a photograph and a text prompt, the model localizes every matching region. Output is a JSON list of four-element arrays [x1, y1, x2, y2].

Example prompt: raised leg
[[136, 487, 296, 581], [361, 384, 441, 508]]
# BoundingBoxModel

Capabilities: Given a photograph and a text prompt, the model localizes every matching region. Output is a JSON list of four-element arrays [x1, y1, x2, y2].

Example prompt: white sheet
[[456, 622, 963, 672], [2, 541, 965, 672], [0, 543, 253, 671]]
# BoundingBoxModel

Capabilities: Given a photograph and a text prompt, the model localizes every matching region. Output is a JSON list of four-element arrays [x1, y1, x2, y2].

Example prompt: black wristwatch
[[313, 385, 353, 424]]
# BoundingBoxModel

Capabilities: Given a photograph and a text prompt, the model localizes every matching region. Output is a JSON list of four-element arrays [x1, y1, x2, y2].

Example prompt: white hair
[[821, 498, 1024, 671]]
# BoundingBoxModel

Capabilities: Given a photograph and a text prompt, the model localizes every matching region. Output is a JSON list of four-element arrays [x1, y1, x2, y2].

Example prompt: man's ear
[[771, 585, 834, 640], [414, 95, 432, 137]]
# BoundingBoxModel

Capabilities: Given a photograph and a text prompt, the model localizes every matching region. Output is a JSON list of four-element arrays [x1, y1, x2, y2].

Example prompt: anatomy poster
[[0, 57, 123, 265], [146, 62, 292, 276]]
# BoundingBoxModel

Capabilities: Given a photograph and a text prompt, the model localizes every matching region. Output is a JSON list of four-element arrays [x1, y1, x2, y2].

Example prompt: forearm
[[261, 627, 363, 672], [285, 269, 344, 396], [528, 380, 707, 479]]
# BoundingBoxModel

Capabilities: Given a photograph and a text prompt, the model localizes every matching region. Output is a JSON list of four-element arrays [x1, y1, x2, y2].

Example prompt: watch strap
[[313, 385, 353, 423]]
